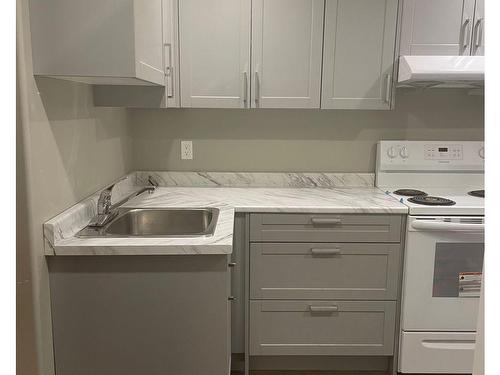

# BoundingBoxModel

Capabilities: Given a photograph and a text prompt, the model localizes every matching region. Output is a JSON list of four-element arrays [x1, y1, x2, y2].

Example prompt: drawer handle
[[310, 248, 341, 256], [309, 305, 339, 313], [310, 218, 341, 226]]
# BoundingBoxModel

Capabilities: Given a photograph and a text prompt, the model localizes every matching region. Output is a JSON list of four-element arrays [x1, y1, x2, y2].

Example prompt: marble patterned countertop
[[43, 172, 407, 256]]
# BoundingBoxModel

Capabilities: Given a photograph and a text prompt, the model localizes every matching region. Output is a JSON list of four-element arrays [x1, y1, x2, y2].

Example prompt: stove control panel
[[424, 144, 463, 160], [377, 141, 484, 171]]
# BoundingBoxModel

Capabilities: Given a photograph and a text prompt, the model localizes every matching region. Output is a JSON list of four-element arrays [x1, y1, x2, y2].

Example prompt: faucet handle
[[148, 175, 160, 188], [97, 189, 113, 215]]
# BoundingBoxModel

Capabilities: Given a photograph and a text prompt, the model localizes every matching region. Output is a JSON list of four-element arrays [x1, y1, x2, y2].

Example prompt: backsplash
[[135, 171, 374, 188]]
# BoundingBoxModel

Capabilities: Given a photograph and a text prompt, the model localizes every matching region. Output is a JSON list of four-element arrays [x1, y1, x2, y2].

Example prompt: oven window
[[433, 243, 484, 297]]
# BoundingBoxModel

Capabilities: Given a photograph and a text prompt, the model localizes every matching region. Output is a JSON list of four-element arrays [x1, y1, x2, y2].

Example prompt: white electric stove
[[376, 140, 484, 374]]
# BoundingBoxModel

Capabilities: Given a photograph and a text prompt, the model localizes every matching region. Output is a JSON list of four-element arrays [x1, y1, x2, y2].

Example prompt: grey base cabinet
[[49, 255, 231, 375], [247, 213, 405, 372], [250, 242, 401, 300], [250, 300, 396, 356]]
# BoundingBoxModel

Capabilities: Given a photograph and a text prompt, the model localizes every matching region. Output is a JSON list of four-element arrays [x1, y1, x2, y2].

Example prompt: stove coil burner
[[468, 190, 484, 198], [393, 189, 428, 197], [407, 196, 456, 206]]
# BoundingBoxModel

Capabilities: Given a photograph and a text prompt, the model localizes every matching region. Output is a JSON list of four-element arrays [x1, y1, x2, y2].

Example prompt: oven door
[[401, 216, 484, 331]]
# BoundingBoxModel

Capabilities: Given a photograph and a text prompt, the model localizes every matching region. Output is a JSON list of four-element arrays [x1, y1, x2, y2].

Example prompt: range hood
[[398, 56, 484, 88]]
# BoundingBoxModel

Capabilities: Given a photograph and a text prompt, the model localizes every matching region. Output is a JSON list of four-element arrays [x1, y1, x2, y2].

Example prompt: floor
[[233, 372, 389, 375]]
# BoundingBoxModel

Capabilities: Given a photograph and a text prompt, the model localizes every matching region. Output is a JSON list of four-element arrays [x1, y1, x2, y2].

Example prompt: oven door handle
[[411, 220, 484, 232]]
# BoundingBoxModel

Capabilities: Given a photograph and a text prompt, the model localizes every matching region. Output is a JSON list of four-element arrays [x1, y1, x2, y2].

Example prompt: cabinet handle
[[164, 43, 173, 98], [462, 18, 471, 49], [243, 71, 248, 107], [255, 71, 260, 106], [310, 248, 341, 256], [228, 262, 237, 268], [385, 74, 392, 104], [310, 217, 341, 225], [474, 18, 483, 49], [309, 305, 339, 313], [228, 296, 236, 301]]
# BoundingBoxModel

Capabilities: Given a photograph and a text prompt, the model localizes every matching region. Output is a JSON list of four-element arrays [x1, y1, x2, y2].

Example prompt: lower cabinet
[[250, 242, 401, 300], [246, 213, 404, 373], [49, 255, 231, 375], [250, 300, 396, 356]]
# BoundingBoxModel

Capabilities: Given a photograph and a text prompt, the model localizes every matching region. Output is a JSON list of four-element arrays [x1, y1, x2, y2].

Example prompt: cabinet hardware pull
[[309, 305, 339, 313], [474, 18, 483, 49], [310, 217, 341, 225], [228, 296, 236, 301], [228, 262, 237, 267], [164, 43, 173, 98], [255, 71, 260, 106], [243, 71, 248, 106], [310, 248, 341, 255], [462, 18, 471, 49], [385, 74, 392, 104]]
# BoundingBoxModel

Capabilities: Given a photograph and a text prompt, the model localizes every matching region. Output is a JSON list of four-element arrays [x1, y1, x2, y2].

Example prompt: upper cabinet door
[[471, 0, 484, 55], [321, 0, 398, 110], [29, 0, 164, 85], [400, 0, 476, 55], [251, 0, 324, 109], [163, 0, 181, 107], [179, 0, 251, 108]]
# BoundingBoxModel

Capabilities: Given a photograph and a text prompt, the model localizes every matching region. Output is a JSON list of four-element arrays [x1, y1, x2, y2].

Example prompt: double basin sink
[[77, 208, 219, 238]]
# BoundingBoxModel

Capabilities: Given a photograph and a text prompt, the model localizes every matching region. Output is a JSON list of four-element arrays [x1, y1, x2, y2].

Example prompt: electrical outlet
[[181, 140, 193, 160]]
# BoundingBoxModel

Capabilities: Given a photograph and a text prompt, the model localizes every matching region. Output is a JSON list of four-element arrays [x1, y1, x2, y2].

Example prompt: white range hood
[[398, 56, 484, 88]]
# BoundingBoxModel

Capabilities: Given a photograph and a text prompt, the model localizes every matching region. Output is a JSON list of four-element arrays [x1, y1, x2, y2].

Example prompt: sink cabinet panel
[[48, 255, 231, 375]]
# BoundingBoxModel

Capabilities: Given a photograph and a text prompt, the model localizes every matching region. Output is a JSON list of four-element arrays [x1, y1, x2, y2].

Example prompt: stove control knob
[[387, 146, 398, 159], [400, 146, 409, 159], [479, 147, 485, 159]]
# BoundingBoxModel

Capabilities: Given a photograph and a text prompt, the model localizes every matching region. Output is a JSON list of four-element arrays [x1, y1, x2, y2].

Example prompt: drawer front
[[250, 214, 402, 243], [250, 243, 401, 300], [399, 332, 476, 374], [250, 300, 396, 356]]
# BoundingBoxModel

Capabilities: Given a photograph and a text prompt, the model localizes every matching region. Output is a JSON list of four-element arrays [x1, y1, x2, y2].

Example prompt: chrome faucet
[[97, 188, 113, 216], [88, 176, 159, 228]]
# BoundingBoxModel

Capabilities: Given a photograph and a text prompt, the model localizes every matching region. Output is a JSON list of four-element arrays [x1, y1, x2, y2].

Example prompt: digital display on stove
[[438, 147, 448, 152]]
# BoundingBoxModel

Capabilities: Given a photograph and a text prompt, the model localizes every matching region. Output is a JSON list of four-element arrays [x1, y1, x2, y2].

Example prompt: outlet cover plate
[[181, 140, 193, 160]]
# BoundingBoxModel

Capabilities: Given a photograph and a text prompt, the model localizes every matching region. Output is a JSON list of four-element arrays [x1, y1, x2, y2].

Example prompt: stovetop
[[383, 187, 484, 216], [376, 141, 484, 216]]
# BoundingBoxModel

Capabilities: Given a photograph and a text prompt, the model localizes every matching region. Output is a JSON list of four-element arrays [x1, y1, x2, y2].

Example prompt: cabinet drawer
[[250, 300, 396, 356], [250, 214, 402, 243], [250, 243, 401, 300]]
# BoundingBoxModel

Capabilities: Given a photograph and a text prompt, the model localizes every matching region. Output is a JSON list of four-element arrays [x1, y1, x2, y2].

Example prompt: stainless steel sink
[[76, 208, 219, 238]]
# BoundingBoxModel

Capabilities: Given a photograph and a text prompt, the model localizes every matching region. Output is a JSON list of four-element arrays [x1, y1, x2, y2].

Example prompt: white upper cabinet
[[471, 0, 484, 55], [29, 0, 165, 86], [399, 0, 484, 56], [321, 0, 398, 110], [179, 0, 251, 108], [251, 0, 324, 109], [162, 0, 181, 107], [93, 0, 180, 108]]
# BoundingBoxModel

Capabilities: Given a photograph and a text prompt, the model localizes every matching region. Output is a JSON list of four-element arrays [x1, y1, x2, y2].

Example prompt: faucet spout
[[88, 175, 159, 228]]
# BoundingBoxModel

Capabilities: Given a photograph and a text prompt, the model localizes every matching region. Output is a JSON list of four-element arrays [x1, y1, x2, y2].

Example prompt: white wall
[[129, 88, 484, 172], [17, 1, 131, 374]]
